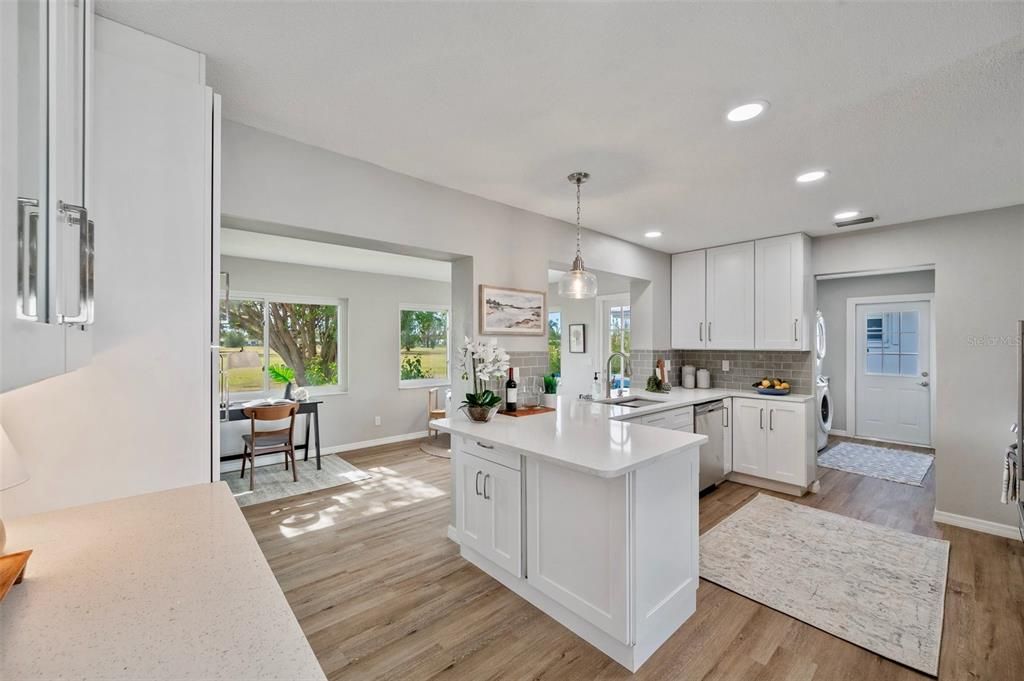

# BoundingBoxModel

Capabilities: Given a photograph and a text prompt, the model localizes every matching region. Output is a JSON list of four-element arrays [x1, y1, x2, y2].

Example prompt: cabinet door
[[455, 452, 490, 553], [731, 398, 766, 476], [526, 459, 630, 644], [706, 242, 754, 349], [722, 398, 733, 474], [483, 459, 522, 578], [671, 250, 706, 348], [765, 402, 807, 486], [755, 234, 808, 350], [1, 0, 68, 392]]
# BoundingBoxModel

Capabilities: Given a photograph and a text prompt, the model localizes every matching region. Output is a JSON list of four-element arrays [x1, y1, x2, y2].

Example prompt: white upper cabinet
[[2, 0, 94, 393], [706, 241, 755, 349], [671, 250, 706, 349], [755, 234, 812, 351]]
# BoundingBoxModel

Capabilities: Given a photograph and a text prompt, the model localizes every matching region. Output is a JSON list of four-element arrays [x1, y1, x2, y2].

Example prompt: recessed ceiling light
[[726, 101, 769, 122], [644, 231, 662, 238], [796, 169, 829, 184], [833, 210, 860, 220]]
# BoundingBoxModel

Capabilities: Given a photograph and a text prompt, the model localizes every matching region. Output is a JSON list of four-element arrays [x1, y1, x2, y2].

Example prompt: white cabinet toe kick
[[452, 435, 699, 673]]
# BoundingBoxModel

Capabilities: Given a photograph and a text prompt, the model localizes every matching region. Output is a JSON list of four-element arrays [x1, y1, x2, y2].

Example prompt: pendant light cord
[[576, 178, 583, 258]]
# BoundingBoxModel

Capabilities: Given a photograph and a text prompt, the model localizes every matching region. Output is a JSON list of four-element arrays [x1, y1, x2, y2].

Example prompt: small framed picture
[[568, 324, 586, 353], [479, 285, 546, 335]]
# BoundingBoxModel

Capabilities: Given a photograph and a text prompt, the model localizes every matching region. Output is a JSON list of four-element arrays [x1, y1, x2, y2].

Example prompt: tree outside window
[[548, 311, 561, 376], [400, 306, 450, 386], [219, 296, 343, 394]]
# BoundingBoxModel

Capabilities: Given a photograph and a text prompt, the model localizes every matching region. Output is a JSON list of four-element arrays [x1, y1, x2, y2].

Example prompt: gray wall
[[219, 256, 450, 464], [816, 270, 935, 431], [812, 204, 1024, 528]]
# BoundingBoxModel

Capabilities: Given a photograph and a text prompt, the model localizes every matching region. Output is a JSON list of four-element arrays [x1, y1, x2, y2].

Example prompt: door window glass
[[865, 311, 920, 376]]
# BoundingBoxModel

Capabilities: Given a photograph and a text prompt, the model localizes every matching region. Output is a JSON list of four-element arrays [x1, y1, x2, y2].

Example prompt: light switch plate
[[722, 360, 730, 372]]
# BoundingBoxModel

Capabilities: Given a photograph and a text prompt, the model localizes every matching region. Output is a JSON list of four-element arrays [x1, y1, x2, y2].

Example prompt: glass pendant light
[[558, 171, 599, 299]]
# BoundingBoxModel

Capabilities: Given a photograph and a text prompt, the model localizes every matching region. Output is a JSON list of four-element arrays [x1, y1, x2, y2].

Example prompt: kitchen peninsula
[[431, 398, 708, 673]]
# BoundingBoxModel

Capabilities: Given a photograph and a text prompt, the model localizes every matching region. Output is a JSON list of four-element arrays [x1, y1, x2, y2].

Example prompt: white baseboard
[[447, 524, 458, 543], [324, 430, 428, 454], [219, 430, 428, 474], [933, 509, 1022, 541], [828, 428, 850, 437]]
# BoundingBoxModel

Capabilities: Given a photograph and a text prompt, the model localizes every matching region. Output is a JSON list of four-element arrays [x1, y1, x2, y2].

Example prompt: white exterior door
[[671, 250, 706, 348], [855, 301, 931, 445], [706, 242, 754, 349]]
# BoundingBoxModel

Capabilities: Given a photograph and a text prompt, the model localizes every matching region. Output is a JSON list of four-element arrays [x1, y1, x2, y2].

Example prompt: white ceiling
[[221, 228, 451, 282], [99, 2, 1024, 253]]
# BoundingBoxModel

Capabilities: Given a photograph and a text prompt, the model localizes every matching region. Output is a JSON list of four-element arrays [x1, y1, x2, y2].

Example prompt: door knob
[[918, 380, 930, 387]]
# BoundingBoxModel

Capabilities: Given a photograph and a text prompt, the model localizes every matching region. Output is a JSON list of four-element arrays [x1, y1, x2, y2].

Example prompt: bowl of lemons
[[753, 377, 791, 395]]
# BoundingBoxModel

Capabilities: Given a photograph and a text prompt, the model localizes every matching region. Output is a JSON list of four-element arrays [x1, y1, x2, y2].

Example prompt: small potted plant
[[542, 374, 558, 408], [457, 337, 511, 422]]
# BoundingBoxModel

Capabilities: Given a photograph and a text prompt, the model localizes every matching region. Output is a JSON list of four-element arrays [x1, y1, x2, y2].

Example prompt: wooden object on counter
[[0, 550, 31, 601], [498, 406, 556, 417]]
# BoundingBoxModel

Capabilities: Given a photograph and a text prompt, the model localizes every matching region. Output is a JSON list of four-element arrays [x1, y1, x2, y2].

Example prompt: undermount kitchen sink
[[594, 396, 668, 408]]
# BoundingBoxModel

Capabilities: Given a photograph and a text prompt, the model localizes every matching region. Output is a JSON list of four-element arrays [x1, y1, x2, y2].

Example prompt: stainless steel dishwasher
[[695, 400, 729, 493]]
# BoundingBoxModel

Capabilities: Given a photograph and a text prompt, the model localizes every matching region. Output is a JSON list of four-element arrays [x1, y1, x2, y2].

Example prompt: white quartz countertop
[[432, 396, 708, 478], [1, 482, 326, 681], [431, 388, 812, 478]]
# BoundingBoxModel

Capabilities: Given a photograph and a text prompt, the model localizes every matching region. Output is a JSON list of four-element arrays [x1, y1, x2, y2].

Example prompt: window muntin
[[864, 311, 919, 377]]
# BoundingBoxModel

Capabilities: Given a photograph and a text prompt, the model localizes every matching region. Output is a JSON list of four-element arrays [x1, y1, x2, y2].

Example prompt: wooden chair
[[427, 388, 446, 438], [240, 403, 299, 492]]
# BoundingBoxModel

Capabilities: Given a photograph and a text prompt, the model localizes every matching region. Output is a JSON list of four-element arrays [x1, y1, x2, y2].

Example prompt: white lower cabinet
[[454, 447, 522, 578], [526, 458, 630, 644], [730, 397, 815, 491]]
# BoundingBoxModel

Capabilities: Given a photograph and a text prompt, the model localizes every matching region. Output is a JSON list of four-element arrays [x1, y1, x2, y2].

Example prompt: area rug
[[225, 454, 372, 507], [700, 494, 949, 675], [818, 441, 934, 486]]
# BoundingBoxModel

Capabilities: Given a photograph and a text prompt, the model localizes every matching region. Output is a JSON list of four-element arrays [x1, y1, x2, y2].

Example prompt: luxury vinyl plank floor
[[241, 437, 1023, 681]]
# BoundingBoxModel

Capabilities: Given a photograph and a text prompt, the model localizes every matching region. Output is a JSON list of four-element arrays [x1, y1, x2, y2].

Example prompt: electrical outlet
[[374, 416, 382, 426], [722, 360, 730, 372]]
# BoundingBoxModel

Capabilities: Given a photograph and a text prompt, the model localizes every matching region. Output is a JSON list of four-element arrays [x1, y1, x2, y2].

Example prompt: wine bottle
[[505, 367, 518, 412]]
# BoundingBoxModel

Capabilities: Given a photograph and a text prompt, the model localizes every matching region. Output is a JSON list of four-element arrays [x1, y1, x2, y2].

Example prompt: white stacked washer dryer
[[815, 311, 833, 451]]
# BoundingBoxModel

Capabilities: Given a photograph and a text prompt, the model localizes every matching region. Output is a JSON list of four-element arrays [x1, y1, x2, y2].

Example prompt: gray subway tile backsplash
[[632, 348, 813, 394]]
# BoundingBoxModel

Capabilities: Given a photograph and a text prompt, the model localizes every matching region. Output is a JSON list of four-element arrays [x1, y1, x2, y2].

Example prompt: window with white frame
[[219, 293, 346, 396], [399, 304, 450, 387]]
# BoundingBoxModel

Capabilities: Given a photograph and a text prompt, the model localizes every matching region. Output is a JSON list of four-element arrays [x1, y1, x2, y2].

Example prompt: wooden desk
[[221, 400, 323, 469]]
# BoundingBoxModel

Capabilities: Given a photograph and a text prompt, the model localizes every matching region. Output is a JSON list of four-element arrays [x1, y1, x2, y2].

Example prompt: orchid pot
[[457, 338, 511, 424]]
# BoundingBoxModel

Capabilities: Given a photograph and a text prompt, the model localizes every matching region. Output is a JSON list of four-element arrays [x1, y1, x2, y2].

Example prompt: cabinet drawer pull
[[475, 470, 483, 496], [723, 406, 729, 428], [760, 408, 764, 430], [482, 474, 491, 500], [476, 441, 494, 449]]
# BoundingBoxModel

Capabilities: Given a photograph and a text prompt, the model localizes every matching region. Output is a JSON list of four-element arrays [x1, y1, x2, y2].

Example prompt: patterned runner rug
[[818, 441, 933, 486]]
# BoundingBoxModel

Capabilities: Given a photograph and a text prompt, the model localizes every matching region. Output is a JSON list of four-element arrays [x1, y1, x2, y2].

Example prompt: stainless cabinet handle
[[794, 318, 798, 342], [475, 470, 483, 496], [723, 406, 729, 428], [57, 201, 92, 325], [708, 322, 712, 343], [698, 321, 703, 342], [769, 409, 775, 431], [17, 197, 40, 321], [760, 408, 764, 430], [476, 441, 494, 450], [482, 474, 491, 500]]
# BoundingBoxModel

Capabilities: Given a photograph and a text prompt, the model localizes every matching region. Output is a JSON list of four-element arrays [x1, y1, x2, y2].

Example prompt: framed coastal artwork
[[568, 324, 586, 353], [479, 285, 546, 335]]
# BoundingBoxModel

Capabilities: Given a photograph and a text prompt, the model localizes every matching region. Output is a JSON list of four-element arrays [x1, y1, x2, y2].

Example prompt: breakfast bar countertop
[[0, 482, 326, 681]]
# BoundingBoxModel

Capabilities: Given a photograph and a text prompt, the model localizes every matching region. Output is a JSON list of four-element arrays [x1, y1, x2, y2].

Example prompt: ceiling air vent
[[834, 215, 876, 228]]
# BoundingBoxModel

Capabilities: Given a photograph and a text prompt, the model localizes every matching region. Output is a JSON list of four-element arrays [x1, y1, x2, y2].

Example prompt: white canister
[[696, 368, 711, 389], [683, 373, 696, 389]]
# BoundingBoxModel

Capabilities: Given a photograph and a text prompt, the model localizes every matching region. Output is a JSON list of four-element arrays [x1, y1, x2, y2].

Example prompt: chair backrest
[[427, 388, 439, 411], [243, 403, 298, 422]]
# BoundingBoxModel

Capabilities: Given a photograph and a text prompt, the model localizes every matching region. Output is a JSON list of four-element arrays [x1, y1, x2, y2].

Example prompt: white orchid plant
[[457, 337, 511, 410]]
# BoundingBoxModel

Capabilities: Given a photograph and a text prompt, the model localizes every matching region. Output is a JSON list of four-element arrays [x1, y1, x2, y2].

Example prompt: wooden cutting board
[[0, 550, 32, 601], [498, 406, 555, 417]]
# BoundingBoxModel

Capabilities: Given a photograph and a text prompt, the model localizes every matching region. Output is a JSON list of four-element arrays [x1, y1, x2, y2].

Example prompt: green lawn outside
[[221, 346, 284, 393], [401, 347, 449, 380]]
